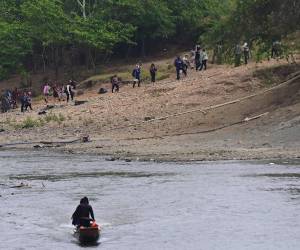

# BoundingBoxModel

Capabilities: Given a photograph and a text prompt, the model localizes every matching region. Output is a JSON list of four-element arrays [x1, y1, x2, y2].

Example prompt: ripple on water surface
[[1, 151, 300, 250]]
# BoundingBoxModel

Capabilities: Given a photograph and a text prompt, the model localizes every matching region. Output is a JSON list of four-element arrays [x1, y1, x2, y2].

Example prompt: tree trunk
[[42, 46, 46, 73], [126, 46, 132, 61], [88, 48, 96, 71], [141, 37, 146, 58], [70, 45, 75, 79], [77, 0, 86, 19], [53, 45, 59, 79]]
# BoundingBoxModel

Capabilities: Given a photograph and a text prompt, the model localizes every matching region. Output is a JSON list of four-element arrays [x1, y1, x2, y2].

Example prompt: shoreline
[[1, 60, 300, 162]]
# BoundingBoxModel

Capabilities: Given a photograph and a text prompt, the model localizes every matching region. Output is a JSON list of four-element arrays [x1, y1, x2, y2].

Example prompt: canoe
[[74, 221, 100, 244]]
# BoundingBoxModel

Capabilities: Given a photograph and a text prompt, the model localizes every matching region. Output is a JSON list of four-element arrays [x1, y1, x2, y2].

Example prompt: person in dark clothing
[[12, 88, 19, 108], [0, 93, 10, 113], [149, 63, 157, 84], [132, 65, 141, 88], [195, 46, 201, 71], [69, 79, 77, 89], [271, 40, 281, 59], [24, 92, 33, 111], [20, 92, 32, 112], [234, 43, 242, 67], [72, 197, 95, 227], [174, 56, 186, 80], [65, 79, 77, 103], [65, 83, 74, 103], [111, 75, 120, 93], [52, 84, 60, 102], [20, 92, 26, 113]]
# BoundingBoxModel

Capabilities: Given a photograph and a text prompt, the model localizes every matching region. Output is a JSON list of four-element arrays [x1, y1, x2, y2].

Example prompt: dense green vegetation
[[0, 0, 299, 80]]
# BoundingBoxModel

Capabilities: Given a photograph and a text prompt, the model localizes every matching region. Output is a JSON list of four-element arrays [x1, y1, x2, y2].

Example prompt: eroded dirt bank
[[1, 59, 300, 161]]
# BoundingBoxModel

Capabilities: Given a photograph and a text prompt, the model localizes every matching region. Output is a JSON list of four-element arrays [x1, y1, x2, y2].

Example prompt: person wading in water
[[72, 197, 95, 227]]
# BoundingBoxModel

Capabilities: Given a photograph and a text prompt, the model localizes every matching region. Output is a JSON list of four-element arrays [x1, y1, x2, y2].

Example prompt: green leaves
[[21, 0, 69, 45], [3, 0, 296, 79], [0, 20, 32, 78]]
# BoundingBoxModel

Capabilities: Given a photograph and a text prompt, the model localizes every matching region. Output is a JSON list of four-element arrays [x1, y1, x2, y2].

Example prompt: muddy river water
[[0, 150, 300, 249]]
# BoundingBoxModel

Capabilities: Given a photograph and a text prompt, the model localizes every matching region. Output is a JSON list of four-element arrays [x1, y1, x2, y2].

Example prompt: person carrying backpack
[[174, 56, 186, 80]]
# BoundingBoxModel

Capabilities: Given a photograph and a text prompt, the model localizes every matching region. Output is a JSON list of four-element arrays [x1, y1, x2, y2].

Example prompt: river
[[0, 150, 300, 249]]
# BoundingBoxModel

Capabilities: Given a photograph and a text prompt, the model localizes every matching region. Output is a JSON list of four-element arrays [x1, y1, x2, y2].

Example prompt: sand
[[1, 58, 300, 161]]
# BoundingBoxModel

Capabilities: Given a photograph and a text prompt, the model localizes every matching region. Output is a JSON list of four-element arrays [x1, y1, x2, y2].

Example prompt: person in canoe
[[72, 197, 95, 227]]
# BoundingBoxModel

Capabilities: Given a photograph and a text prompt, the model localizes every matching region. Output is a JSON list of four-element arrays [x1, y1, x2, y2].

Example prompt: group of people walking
[[234, 42, 250, 67], [110, 45, 209, 92], [42, 80, 77, 104], [0, 88, 32, 113], [110, 63, 158, 93], [174, 45, 209, 80], [0, 79, 78, 113]]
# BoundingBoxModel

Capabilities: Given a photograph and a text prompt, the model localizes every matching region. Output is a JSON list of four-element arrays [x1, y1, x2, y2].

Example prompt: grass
[[12, 112, 66, 129], [14, 117, 41, 129], [44, 112, 65, 124], [33, 95, 44, 102], [82, 62, 173, 86]]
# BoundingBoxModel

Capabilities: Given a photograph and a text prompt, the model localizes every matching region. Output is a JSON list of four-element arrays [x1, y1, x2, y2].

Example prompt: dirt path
[[1, 58, 300, 161]]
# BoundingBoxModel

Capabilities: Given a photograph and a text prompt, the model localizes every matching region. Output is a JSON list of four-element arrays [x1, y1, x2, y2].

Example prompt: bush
[[44, 113, 65, 124], [16, 117, 41, 129]]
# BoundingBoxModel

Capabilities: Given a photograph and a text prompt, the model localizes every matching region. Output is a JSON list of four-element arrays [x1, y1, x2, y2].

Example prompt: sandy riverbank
[[1, 58, 300, 161]]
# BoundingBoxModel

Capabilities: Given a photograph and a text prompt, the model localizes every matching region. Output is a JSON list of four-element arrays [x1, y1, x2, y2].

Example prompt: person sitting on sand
[[72, 197, 95, 227]]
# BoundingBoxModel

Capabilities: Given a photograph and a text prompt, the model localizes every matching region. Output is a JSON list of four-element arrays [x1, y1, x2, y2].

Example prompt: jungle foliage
[[0, 0, 299, 79]]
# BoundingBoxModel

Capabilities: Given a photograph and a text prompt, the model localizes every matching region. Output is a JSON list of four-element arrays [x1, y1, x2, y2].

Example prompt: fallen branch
[[120, 112, 269, 140], [0, 136, 89, 148]]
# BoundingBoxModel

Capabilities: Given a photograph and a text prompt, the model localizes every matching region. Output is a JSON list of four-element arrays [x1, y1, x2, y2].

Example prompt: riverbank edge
[[1, 144, 300, 163]]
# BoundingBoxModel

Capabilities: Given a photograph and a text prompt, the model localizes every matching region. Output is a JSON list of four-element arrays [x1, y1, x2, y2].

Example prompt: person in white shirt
[[65, 80, 75, 102], [242, 42, 250, 64], [200, 49, 208, 70]]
